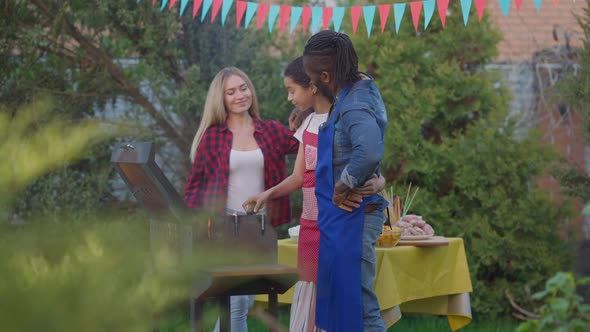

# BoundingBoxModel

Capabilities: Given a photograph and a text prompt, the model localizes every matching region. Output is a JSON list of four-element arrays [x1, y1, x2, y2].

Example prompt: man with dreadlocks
[[303, 30, 388, 331]]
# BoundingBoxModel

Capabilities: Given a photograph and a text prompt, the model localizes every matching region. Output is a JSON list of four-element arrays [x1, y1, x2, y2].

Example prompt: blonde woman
[[184, 67, 298, 331]]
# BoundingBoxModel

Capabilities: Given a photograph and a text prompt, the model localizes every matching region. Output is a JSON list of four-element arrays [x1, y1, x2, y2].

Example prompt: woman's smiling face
[[284, 76, 315, 111], [224, 75, 253, 115]]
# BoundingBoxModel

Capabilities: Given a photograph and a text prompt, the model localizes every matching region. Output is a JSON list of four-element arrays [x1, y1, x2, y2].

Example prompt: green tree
[[353, 2, 573, 318], [554, 0, 590, 211], [1, 0, 301, 221]]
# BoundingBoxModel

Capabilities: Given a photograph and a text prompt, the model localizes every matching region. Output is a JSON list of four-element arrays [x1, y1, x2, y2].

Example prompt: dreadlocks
[[303, 31, 361, 89]]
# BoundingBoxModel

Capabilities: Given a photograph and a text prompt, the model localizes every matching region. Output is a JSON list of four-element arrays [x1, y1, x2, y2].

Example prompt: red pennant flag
[[169, 0, 178, 10], [236, 1, 247, 28], [279, 5, 290, 34], [474, 0, 486, 21], [515, 0, 523, 11], [410, 1, 422, 32], [193, 0, 203, 18], [211, 0, 222, 22], [323, 7, 333, 30], [437, 0, 449, 28], [152, 0, 157, 5], [256, 3, 269, 30], [553, 0, 558, 5], [302, 7, 312, 33], [378, 4, 391, 33], [351, 6, 362, 35]]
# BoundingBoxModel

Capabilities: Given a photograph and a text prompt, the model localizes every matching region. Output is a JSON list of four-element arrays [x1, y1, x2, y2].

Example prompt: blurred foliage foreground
[[0, 99, 250, 331]]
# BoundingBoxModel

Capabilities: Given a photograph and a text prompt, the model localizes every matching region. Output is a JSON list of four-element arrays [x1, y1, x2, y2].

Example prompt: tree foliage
[[553, 0, 590, 209], [1, 0, 300, 220], [353, 2, 573, 317]]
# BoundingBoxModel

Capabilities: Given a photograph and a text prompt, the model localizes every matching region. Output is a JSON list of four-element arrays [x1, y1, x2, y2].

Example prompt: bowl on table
[[376, 226, 403, 247]]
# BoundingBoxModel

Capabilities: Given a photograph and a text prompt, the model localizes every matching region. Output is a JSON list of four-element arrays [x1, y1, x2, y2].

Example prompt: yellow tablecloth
[[257, 237, 473, 331]]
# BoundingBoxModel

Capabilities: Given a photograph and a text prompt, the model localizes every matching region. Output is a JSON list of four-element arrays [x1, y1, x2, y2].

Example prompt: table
[[256, 237, 473, 331]]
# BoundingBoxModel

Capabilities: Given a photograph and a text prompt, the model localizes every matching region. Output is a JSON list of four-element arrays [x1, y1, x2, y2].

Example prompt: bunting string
[[146, 0, 564, 37]]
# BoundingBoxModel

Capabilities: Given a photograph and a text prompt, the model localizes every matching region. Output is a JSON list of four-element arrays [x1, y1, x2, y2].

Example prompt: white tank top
[[226, 149, 265, 213]]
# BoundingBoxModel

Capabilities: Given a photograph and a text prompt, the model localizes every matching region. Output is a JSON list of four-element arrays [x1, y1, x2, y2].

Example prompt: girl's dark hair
[[283, 57, 310, 89], [303, 31, 361, 87]]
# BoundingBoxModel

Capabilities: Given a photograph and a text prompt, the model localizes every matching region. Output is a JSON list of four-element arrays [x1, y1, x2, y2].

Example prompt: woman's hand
[[242, 191, 272, 214], [352, 174, 386, 197]]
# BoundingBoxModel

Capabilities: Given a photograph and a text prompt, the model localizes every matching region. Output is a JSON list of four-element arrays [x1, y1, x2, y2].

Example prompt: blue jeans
[[213, 295, 255, 332], [362, 210, 387, 331]]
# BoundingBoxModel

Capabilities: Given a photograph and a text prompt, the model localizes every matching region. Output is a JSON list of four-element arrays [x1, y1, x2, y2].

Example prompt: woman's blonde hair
[[189, 67, 260, 162]]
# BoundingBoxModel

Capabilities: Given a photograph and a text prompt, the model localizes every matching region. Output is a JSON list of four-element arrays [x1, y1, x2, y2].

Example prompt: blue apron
[[315, 85, 367, 331]]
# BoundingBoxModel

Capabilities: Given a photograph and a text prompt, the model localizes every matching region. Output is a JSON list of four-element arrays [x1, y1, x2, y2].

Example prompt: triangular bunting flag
[[333, 7, 345, 32], [220, 0, 233, 25], [378, 4, 391, 33], [210, 0, 222, 23], [236, 0, 247, 28], [256, 3, 269, 30], [410, 1, 422, 32], [474, 0, 486, 21], [351, 6, 362, 35], [460, 0, 472, 26], [553, 0, 558, 5], [152, 0, 157, 5], [290, 6, 303, 33], [160, 0, 169, 11], [363, 6, 376, 37], [244, 2, 257, 28], [534, 0, 542, 10], [268, 5, 280, 33], [302, 7, 312, 33], [423, 0, 435, 29], [437, 0, 449, 28], [180, 0, 189, 16], [499, 0, 511, 16], [279, 5, 290, 35], [515, 0, 523, 10], [393, 3, 406, 34], [311, 7, 322, 34], [201, 0, 212, 22], [169, 0, 178, 10], [192, 0, 203, 18], [323, 7, 333, 30]]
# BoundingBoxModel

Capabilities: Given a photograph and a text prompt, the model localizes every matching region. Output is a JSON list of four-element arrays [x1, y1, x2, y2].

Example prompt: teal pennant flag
[[393, 3, 406, 34], [290, 6, 303, 33], [160, 0, 169, 11], [534, 0, 542, 10], [180, 0, 189, 16], [268, 5, 280, 32], [333, 7, 345, 32], [499, 0, 511, 16], [423, 0, 435, 29], [460, 0, 472, 26], [363, 6, 376, 37], [244, 2, 258, 28], [221, 0, 233, 25], [311, 7, 322, 34], [201, 0, 213, 22]]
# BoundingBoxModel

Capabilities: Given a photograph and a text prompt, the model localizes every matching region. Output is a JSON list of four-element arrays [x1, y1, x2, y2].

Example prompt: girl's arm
[[243, 144, 305, 213]]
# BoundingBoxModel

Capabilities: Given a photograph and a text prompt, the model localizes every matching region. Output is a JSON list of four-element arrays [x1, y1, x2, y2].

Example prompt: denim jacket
[[331, 77, 388, 210]]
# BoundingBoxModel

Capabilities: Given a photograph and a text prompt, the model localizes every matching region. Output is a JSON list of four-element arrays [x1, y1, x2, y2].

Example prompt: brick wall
[[486, 0, 587, 62]]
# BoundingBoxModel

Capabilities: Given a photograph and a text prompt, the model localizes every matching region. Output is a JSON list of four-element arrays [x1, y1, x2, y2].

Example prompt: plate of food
[[400, 234, 434, 241]]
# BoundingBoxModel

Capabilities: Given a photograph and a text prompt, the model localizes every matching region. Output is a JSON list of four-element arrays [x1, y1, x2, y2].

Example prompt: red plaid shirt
[[184, 118, 299, 226]]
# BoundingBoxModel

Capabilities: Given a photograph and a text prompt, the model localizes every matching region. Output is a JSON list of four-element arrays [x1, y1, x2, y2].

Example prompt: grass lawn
[[159, 306, 520, 332]]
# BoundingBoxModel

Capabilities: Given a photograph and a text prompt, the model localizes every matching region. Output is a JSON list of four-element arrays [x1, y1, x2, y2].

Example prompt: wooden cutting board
[[397, 236, 449, 247]]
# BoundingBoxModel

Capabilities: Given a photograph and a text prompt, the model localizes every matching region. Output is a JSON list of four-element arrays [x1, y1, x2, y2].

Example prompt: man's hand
[[288, 107, 314, 131], [351, 174, 386, 197], [333, 180, 355, 211]]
